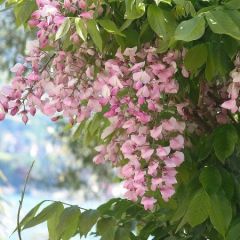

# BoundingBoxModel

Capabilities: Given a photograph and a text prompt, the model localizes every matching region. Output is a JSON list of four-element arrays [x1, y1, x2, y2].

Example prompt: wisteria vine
[[0, 0, 238, 211]]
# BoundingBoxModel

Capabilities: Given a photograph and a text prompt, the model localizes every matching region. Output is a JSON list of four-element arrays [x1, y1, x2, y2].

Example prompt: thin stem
[[17, 161, 35, 240], [44, 199, 88, 211]]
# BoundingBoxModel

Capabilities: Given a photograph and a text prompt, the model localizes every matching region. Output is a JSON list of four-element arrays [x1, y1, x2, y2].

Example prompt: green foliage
[[3, 0, 240, 239], [179, 189, 210, 228], [79, 209, 99, 236], [86, 20, 103, 51], [75, 18, 88, 41], [184, 43, 208, 73], [213, 124, 238, 163], [208, 193, 232, 237], [56, 18, 71, 40], [175, 16, 206, 42], [199, 166, 222, 194]]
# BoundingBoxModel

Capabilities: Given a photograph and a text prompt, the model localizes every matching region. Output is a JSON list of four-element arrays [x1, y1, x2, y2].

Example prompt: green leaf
[[97, 217, 117, 240], [226, 222, 240, 240], [213, 125, 238, 163], [224, 0, 240, 9], [56, 18, 71, 40], [98, 19, 125, 36], [175, 16, 205, 42], [209, 193, 232, 237], [205, 43, 216, 81], [184, 43, 208, 73], [86, 20, 103, 51], [23, 202, 63, 229], [75, 18, 88, 41], [205, 10, 240, 40], [177, 189, 210, 231], [14, 201, 45, 233], [124, 0, 145, 20], [155, 0, 172, 5], [204, 42, 232, 81], [123, 28, 139, 47], [197, 135, 213, 161], [120, 19, 133, 31], [79, 209, 99, 237], [199, 166, 222, 194], [147, 4, 167, 39], [184, 189, 210, 227], [14, 0, 37, 26], [115, 227, 131, 240], [97, 198, 120, 214], [47, 203, 64, 240], [147, 4, 176, 40], [220, 168, 235, 200], [56, 206, 81, 240]]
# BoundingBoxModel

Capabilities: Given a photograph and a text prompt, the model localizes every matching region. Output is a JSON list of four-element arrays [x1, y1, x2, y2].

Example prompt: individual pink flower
[[171, 151, 184, 167], [170, 135, 184, 150], [150, 125, 162, 140], [148, 162, 159, 176], [80, 10, 94, 19], [121, 140, 135, 155], [133, 71, 151, 84], [10, 63, 25, 76], [134, 183, 146, 197], [131, 135, 146, 146], [121, 164, 134, 178], [125, 190, 138, 202], [221, 99, 238, 113], [141, 197, 157, 210], [160, 187, 175, 202], [141, 147, 154, 160], [43, 103, 56, 116], [0, 112, 5, 121], [93, 154, 105, 164], [156, 146, 171, 158], [134, 170, 145, 183], [151, 177, 162, 191]]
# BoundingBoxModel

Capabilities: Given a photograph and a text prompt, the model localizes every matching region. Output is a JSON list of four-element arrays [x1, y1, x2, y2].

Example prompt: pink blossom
[[10, 63, 25, 76], [141, 197, 157, 210], [151, 178, 162, 191], [160, 187, 175, 202], [141, 147, 154, 160], [131, 135, 146, 146], [150, 125, 162, 140], [121, 140, 135, 155], [0, 112, 5, 121], [171, 151, 184, 167], [125, 190, 138, 202], [221, 99, 238, 113], [148, 162, 159, 176], [22, 113, 29, 124], [133, 71, 151, 84], [134, 170, 145, 183], [156, 146, 171, 158], [80, 10, 94, 19], [121, 164, 134, 178], [170, 135, 184, 150], [93, 154, 105, 164], [43, 104, 56, 116]]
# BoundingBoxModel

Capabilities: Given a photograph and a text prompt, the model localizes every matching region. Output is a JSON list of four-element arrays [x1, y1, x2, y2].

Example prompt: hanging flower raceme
[[221, 56, 240, 114], [0, 0, 187, 210]]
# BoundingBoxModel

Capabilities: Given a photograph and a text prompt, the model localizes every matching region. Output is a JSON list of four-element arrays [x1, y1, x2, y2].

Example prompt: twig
[[17, 161, 35, 240], [44, 200, 88, 211], [40, 54, 56, 74]]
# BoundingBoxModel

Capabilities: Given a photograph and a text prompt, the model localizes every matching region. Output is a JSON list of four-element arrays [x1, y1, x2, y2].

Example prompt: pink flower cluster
[[91, 47, 186, 210], [0, 0, 187, 210], [221, 56, 240, 114]]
